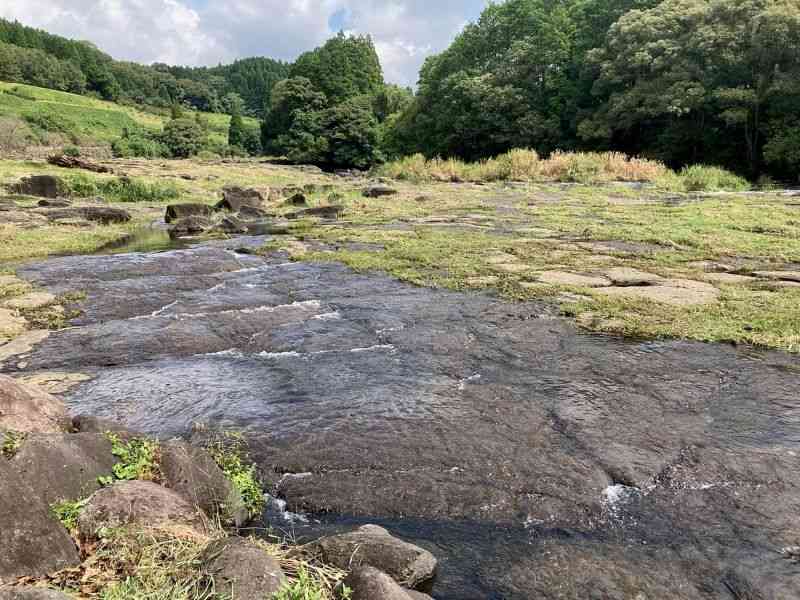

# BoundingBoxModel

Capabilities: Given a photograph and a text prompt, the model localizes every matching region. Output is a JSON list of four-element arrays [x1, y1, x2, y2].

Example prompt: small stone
[[363, 185, 399, 198], [604, 267, 664, 287], [344, 566, 434, 600]]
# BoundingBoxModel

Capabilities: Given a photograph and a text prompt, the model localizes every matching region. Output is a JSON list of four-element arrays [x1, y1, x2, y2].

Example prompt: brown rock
[[47, 155, 112, 174], [165, 203, 213, 224], [752, 270, 800, 283], [168, 216, 213, 238], [71, 414, 138, 437], [304, 525, 437, 589], [595, 279, 720, 307], [285, 205, 345, 220], [43, 207, 131, 225], [201, 538, 286, 598], [37, 199, 71, 208], [344, 566, 433, 600], [76, 480, 205, 541], [0, 461, 80, 583], [535, 271, 612, 288], [10, 176, 63, 199], [604, 267, 664, 287], [216, 187, 265, 212], [0, 587, 74, 599], [9, 433, 117, 505], [215, 215, 248, 235], [0, 308, 27, 338], [0, 375, 69, 433], [160, 441, 247, 525], [3, 293, 56, 311], [363, 185, 399, 198]]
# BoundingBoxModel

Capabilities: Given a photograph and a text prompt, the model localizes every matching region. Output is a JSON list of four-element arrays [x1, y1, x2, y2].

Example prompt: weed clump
[[1, 430, 27, 458], [62, 173, 182, 202], [104, 433, 162, 483], [205, 431, 265, 518], [678, 165, 750, 192], [51, 497, 88, 533]]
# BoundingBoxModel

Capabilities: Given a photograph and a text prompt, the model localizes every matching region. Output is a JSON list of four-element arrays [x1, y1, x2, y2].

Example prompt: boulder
[[43, 207, 131, 225], [37, 199, 71, 208], [0, 588, 74, 600], [168, 216, 213, 239], [604, 267, 664, 287], [753, 270, 800, 283], [10, 176, 63, 199], [201, 538, 286, 598], [286, 192, 308, 207], [3, 293, 57, 311], [160, 440, 247, 525], [236, 205, 272, 220], [165, 203, 213, 224], [47, 155, 112, 174], [0, 461, 80, 583], [344, 566, 434, 600], [215, 215, 248, 235], [304, 525, 437, 589], [285, 205, 345, 220], [76, 480, 205, 541], [8, 433, 116, 506], [0, 375, 69, 433], [215, 187, 264, 212], [363, 185, 399, 198], [71, 414, 138, 438]]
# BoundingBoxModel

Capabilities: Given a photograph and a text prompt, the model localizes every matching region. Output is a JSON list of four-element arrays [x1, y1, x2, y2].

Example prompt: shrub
[[161, 118, 206, 158], [112, 133, 168, 159], [51, 498, 88, 533], [205, 432, 265, 518], [106, 433, 162, 482], [62, 145, 81, 157], [196, 150, 221, 160], [679, 165, 750, 192]]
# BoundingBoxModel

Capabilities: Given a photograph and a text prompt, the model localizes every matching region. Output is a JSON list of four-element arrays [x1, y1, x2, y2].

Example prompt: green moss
[[1, 430, 27, 458], [51, 498, 88, 533]]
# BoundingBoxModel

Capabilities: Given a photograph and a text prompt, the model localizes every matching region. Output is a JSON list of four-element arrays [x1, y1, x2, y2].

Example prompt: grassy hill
[[0, 81, 258, 151]]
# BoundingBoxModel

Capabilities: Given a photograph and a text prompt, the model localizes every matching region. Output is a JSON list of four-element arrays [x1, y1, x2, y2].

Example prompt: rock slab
[[0, 375, 69, 433], [201, 538, 286, 599]]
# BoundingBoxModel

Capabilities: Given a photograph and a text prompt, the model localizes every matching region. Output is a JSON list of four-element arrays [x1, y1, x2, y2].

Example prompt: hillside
[[0, 81, 259, 155]]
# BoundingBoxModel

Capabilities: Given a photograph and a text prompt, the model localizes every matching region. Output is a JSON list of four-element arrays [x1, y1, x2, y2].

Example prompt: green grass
[[1, 430, 27, 458], [62, 172, 183, 202], [205, 432, 265, 518], [103, 433, 162, 484], [0, 81, 258, 147], [51, 498, 89, 533]]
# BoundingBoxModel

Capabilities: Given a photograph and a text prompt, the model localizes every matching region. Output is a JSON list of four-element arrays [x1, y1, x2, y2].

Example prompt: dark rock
[[415, 195, 432, 203], [47, 155, 112, 174], [236, 205, 272, 220], [363, 185, 399, 198], [168, 216, 213, 238], [285, 205, 345, 220], [77, 480, 205, 541], [165, 203, 213, 224], [0, 460, 80, 583], [10, 176, 63, 199], [286, 192, 308, 207], [0, 588, 74, 600], [37, 199, 71, 208], [160, 440, 247, 525], [71, 414, 139, 438], [304, 525, 436, 589], [215, 215, 248, 235], [43, 207, 131, 225], [201, 538, 286, 598], [215, 187, 264, 212], [9, 433, 116, 506], [0, 375, 70, 433], [344, 566, 433, 600], [233, 247, 258, 255]]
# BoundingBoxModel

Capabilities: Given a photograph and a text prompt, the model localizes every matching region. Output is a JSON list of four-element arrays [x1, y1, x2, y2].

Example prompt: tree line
[[2, 1, 800, 178]]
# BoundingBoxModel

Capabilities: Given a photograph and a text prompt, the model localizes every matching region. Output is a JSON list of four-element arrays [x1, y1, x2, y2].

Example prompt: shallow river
[[6, 238, 800, 599]]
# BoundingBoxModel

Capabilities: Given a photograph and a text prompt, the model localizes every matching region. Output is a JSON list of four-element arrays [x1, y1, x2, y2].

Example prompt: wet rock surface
[[7, 241, 800, 599]]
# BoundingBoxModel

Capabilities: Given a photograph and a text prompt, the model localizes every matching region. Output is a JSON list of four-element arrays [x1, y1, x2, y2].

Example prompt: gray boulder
[[165, 203, 213, 224], [43, 207, 131, 225], [304, 525, 437, 589], [286, 192, 308, 207], [201, 538, 286, 598], [77, 480, 205, 541], [0, 461, 80, 583], [10, 176, 63, 199], [168, 216, 213, 238], [285, 205, 345, 220], [363, 185, 398, 198], [215, 215, 248, 235], [344, 566, 434, 600], [237, 205, 272, 220], [8, 433, 116, 506], [215, 187, 264, 212], [160, 440, 247, 526], [0, 588, 74, 599], [37, 199, 71, 208], [71, 414, 138, 438], [0, 375, 70, 433]]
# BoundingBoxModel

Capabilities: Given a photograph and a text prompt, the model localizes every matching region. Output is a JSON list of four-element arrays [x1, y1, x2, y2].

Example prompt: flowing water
[[6, 239, 800, 599]]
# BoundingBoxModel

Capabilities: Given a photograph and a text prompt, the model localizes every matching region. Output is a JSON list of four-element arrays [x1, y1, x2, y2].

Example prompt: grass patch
[[62, 173, 182, 203], [273, 565, 351, 600], [205, 432, 265, 518], [102, 433, 162, 485], [1, 430, 27, 458], [51, 497, 88, 534]]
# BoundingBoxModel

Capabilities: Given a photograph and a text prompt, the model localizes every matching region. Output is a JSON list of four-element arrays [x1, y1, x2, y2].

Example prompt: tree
[[291, 32, 384, 104], [228, 111, 245, 149], [260, 77, 327, 153], [583, 0, 800, 175], [161, 118, 206, 158]]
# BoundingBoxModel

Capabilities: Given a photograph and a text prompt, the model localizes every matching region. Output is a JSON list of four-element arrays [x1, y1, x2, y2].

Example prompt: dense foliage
[[0, 19, 287, 115], [393, 0, 800, 178]]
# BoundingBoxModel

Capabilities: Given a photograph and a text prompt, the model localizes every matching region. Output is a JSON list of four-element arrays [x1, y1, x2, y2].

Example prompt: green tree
[[260, 77, 327, 153], [161, 117, 205, 158], [228, 111, 245, 149]]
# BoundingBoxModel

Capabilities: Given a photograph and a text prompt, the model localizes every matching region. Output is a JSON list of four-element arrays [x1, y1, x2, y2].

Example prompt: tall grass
[[63, 173, 182, 202], [376, 150, 750, 191]]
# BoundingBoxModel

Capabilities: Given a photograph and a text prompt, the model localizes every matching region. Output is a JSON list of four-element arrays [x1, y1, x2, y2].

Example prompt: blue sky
[[0, 0, 489, 86]]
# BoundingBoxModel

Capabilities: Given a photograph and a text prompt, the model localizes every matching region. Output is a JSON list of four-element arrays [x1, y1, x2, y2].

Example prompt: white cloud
[[0, 0, 488, 84]]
